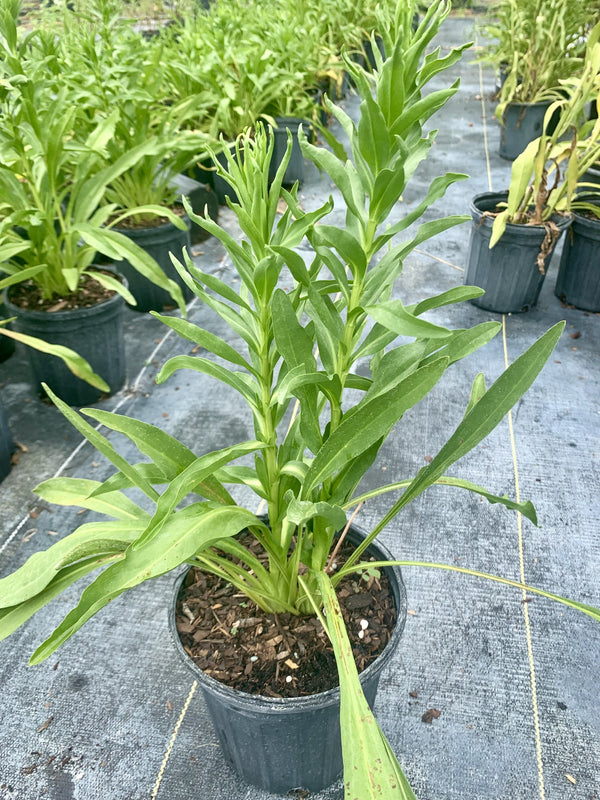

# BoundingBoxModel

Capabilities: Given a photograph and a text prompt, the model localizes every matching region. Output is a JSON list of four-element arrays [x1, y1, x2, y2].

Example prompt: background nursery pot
[[268, 117, 306, 187], [4, 278, 126, 406], [464, 191, 572, 313], [170, 528, 407, 794], [554, 197, 600, 310], [499, 101, 554, 161], [115, 217, 193, 312], [0, 397, 13, 483]]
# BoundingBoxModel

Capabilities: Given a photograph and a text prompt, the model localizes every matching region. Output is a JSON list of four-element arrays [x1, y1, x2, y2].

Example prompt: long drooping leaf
[[29, 505, 266, 664], [337, 561, 600, 626], [0, 328, 110, 391], [0, 556, 124, 642], [314, 572, 417, 800], [0, 520, 145, 607], [353, 322, 565, 558], [346, 475, 538, 526], [34, 477, 150, 521]]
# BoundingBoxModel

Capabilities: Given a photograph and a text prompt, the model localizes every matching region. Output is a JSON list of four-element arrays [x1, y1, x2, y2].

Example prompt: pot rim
[[170, 525, 407, 711], [113, 213, 191, 236], [470, 191, 572, 235]]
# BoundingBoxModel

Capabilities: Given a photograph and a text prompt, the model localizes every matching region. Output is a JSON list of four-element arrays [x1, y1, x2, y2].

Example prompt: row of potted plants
[[0, 0, 407, 415], [1, 2, 599, 798], [480, 0, 599, 158], [466, 21, 600, 313]]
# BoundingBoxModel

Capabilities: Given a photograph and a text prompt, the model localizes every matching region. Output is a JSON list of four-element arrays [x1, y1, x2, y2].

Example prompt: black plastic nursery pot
[[212, 146, 240, 206], [465, 192, 572, 314], [499, 101, 553, 161], [0, 397, 14, 483], [4, 274, 126, 406], [555, 202, 600, 312], [268, 117, 306, 187], [581, 162, 600, 188], [115, 217, 192, 313], [0, 302, 16, 364], [170, 527, 407, 795]]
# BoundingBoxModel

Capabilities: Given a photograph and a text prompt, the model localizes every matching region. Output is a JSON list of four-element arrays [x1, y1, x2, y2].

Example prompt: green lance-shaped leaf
[[76, 225, 186, 313], [29, 505, 267, 664], [0, 256, 39, 282], [271, 288, 322, 454], [312, 572, 417, 800], [419, 322, 501, 369], [0, 556, 124, 643], [302, 358, 449, 497], [34, 477, 150, 521], [368, 322, 565, 538], [299, 128, 367, 225], [365, 341, 431, 402], [372, 172, 468, 254], [391, 81, 461, 138], [0, 328, 110, 391], [81, 409, 235, 506], [357, 92, 392, 177], [369, 164, 407, 226], [365, 298, 452, 339], [131, 440, 266, 551], [0, 520, 146, 608], [365, 215, 469, 304], [156, 355, 259, 410], [43, 385, 159, 502], [408, 285, 485, 316], [307, 283, 345, 377], [311, 225, 368, 282]]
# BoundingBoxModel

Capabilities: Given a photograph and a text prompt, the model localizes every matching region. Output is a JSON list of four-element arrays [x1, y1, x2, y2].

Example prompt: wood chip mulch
[[175, 537, 398, 698], [8, 272, 117, 312]]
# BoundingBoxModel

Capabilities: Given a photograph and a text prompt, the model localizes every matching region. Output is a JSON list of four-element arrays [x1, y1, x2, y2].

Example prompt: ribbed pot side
[[4, 280, 126, 406], [465, 192, 571, 313]]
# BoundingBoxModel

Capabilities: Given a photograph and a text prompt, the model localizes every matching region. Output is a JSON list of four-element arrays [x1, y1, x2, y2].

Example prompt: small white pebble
[[250, 656, 258, 662], [285, 675, 293, 683], [358, 630, 364, 639], [360, 619, 369, 630]]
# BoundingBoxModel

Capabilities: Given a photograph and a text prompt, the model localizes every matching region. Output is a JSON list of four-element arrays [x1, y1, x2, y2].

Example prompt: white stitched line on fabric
[[413, 247, 464, 272], [150, 680, 199, 800], [502, 317, 546, 800]]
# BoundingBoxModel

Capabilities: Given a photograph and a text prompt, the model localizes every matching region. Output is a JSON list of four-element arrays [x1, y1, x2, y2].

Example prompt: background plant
[[490, 24, 600, 250], [480, 0, 589, 117], [0, 0, 187, 308]]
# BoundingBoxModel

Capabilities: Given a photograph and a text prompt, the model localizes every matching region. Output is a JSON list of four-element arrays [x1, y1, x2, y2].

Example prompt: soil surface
[[175, 537, 398, 698], [7, 271, 117, 312]]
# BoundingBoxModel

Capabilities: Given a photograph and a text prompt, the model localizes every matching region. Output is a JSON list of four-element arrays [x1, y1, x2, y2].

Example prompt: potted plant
[[0, 2, 188, 404], [53, 0, 208, 312], [554, 192, 600, 310], [465, 25, 600, 314], [481, 0, 588, 159], [1, 3, 598, 797], [0, 315, 115, 481]]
